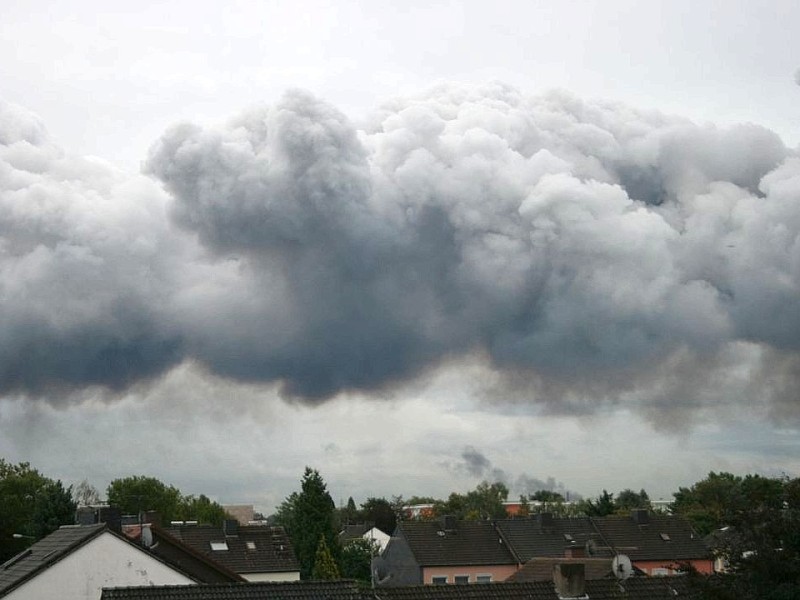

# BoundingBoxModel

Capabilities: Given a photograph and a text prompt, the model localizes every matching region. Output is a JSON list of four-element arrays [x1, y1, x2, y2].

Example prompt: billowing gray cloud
[[2, 84, 800, 423]]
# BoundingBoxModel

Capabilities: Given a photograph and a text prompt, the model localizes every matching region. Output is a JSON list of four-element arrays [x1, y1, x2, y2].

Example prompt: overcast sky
[[1, 0, 799, 515]]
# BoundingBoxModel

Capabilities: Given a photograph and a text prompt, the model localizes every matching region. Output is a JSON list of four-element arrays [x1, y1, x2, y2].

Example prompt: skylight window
[[660, 533, 671, 542], [563, 533, 574, 542], [246, 541, 257, 550], [210, 541, 229, 551]]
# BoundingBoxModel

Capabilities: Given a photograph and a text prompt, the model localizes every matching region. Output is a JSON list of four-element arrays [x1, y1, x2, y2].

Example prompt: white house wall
[[241, 571, 300, 582], [5, 531, 195, 600]]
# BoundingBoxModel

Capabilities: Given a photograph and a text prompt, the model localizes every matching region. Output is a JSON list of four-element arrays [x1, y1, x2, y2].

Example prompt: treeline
[[0, 459, 229, 562]]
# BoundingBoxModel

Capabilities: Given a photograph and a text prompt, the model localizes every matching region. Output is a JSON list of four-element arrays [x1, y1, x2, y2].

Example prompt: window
[[563, 533, 574, 542], [476, 574, 492, 583], [209, 541, 228, 551], [431, 576, 448, 585], [659, 533, 671, 542], [651, 567, 670, 576], [246, 541, 257, 551], [454, 575, 469, 585]]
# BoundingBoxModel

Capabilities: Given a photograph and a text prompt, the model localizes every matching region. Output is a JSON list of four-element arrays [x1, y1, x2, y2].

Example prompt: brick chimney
[[565, 546, 586, 558], [553, 563, 586, 599]]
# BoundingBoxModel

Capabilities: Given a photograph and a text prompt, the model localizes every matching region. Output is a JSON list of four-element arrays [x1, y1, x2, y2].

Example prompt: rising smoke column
[[2, 83, 800, 421]]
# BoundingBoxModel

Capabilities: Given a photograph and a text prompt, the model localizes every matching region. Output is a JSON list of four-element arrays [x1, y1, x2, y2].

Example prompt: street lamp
[[12, 533, 34, 540]]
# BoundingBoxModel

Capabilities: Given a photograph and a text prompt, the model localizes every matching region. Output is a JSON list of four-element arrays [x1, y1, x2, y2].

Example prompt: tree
[[614, 488, 651, 514], [73, 479, 102, 506], [312, 535, 341, 580], [338, 496, 359, 526], [177, 494, 228, 526], [360, 497, 396, 534], [279, 468, 340, 579], [684, 476, 800, 599], [531, 490, 565, 503], [0, 460, 76, 562], [340, 538, 375, 583], [580, 490, 615, 517], [106, 475, 182, 522], [432, 481, 509, 520]]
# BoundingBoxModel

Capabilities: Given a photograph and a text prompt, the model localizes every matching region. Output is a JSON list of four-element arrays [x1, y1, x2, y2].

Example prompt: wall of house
[[380, 534, 422, 586], [634, 559, 715, 576], [5, 532, 195, 600], [422, 564, 518, 584], [242, 571, 300, 582]]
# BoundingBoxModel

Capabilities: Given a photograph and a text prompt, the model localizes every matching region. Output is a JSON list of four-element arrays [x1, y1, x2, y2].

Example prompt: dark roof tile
[[397, 521, 517, 567], [165, 525, 299, 575], [0, 524, 106, 595]]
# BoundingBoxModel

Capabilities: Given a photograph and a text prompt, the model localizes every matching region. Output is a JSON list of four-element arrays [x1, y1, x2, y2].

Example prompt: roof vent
[[553, 563, 586, 599]]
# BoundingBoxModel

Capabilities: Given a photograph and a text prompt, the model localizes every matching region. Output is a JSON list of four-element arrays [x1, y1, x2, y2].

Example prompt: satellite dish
[[612, 554, 633, 580], [141, 526, 154, 548]]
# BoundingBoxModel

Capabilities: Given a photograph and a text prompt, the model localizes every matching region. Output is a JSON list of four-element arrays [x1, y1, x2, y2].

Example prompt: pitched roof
[[339, 524, 379, 542], [100, 578, 695, 600], [591, 515, 709, 562], [494, 517, 607, 562], [0, 524, 107, 596], [372, 579, 693, 600], [122, 525, 243, 583], [397, 520, 517, 567], [164, 525, 299, 575], [102, 580, 362, 600], [506, 557, 613, 582], [494, 514, 709, 563]]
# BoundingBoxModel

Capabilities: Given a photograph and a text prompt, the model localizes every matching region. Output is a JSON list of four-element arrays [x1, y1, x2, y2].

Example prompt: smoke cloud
[[2, 83, 799, 423]]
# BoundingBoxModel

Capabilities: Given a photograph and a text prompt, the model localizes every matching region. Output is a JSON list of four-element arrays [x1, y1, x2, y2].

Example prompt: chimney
[[553, 563, 586, 599], [141, 511, 161, 526], [75, 506, 97, 526], [224, 519, 239, 536], [98, 506, 122, 533], [631, 509, 649, 525], [441, 515, 457, 531], [565, 546, 586, 558], [537, 512, 554, 529]]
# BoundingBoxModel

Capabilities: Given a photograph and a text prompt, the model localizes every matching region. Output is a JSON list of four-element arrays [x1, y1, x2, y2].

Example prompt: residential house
[[382, 512, 711, 585], [338, 524, 391, 554], [165, 521, 299, 582], [0, 523, 239, 600], [100, 567, 697, 600], [380, 516, 518, 586], [102, 580, 362, 600], [590, 510, 714, 575]]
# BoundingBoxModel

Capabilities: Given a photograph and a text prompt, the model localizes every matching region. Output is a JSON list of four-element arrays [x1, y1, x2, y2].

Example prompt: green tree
[[531, 490, 565, 503], [338, 496, 359, 526], [672, 472, 748, 536], [106, 475, 182, 522], [0, 460, 76, 561], [685, 477, 800, 599], [279, 467, 340, 579], [312, 534, 341, 580], [614, 488, 651, 514], [580, 490, 615, 517], [177, 494, 228, 526], [340, 538, 375, 583], [360, 497, 396, 534]]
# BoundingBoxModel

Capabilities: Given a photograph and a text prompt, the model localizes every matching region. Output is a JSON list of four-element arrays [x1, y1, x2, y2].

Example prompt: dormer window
[[210, 541, 229, 551]]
